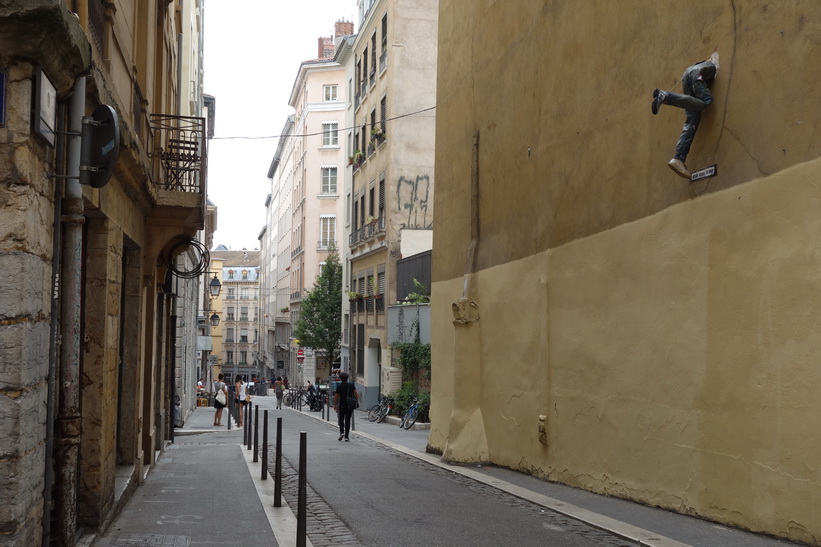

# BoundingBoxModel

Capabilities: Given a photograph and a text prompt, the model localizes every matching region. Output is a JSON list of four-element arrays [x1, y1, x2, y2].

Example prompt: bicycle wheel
[[377, 404, 389, 423], [367, 404, 381, 422], [402, 406, 418, 429]]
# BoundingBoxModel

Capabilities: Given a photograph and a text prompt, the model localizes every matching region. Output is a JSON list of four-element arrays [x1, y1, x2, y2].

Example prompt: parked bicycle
[[367, 395, 393, 423], [399, 397, 419, 430]]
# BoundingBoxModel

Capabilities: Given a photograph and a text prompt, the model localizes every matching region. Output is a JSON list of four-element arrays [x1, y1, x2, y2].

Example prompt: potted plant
[[347, 290, 363, 302], [371, 127, 385, 139], [371, 277, 382, 299], [280, 307, 289, 313], [365, 215, 377, 225], [347, 150, 364, 167]]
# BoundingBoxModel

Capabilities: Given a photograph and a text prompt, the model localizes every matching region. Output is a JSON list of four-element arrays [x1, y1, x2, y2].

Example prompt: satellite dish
[[80, 104, 120, 189]]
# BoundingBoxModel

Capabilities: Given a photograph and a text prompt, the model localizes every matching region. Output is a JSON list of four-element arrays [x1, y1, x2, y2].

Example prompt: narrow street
[[92, 395, 799, 547]]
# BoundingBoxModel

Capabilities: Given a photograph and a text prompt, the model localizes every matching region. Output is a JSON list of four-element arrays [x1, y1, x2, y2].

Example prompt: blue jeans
[[665, 67, 713, 162]]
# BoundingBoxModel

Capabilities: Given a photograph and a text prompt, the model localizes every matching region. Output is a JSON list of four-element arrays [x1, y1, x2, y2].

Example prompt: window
[[240, 306, 248, 321], [227, 269, 235, 279], [240, 288, 249, 300], [322, 122, 339, 146], [379, 176, 385, 219], [240, 351, 247, 364], [380, 14, 388, 72], [324, 84, 337, 101], [321, 167, 337, 194], [380, 95, 387, 134], [227, 351, 234, 365], [227, 307, 235, 321], [240, 328, 248, 343], [320, 216, 336, 248], [227, 287, 235, 300], [227, 328, 235, 342]]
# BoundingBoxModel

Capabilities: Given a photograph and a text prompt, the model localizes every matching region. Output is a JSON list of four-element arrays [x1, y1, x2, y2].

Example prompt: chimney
[[335, 19, 354, 39]]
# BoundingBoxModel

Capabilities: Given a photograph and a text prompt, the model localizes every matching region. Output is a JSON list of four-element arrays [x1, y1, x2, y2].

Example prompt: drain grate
[[115, 534, 191, 546]]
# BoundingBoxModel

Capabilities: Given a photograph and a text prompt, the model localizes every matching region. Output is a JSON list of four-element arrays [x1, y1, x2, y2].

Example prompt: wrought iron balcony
[[149, 114, 207, 194]]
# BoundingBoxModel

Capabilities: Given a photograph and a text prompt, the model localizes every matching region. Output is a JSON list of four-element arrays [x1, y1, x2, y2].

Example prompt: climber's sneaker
[[668, 158, 691, 179], [651, 89, 667, 115]]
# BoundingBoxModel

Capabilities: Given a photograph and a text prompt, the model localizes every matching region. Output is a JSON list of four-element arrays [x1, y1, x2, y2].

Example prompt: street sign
[[297, 356, 304, 363], [690, 164, 718, 182], [297, 349, 304, 356]]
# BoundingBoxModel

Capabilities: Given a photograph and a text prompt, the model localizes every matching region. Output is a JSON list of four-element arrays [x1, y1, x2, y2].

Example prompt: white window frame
[[322, 122, 339, 146], [323, 84, 338, 101], [321, 166, 338, 194], [320, 215, 336, 249]]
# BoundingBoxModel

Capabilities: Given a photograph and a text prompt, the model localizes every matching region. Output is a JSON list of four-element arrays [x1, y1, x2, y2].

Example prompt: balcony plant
[[347, 290, 363, 302], [371, 127, 385, 139], [347, 150, 364, 168], [365, 215, 377, 225]]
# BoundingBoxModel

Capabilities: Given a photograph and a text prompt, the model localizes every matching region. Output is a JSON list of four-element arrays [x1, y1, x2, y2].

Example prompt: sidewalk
[[90, 396, 800, 547]]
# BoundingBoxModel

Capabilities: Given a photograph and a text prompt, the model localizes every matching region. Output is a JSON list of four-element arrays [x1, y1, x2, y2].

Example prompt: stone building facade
[[341, 0, 438, 409], [0, 1, 207, 545], [430, 2, 821, 543]]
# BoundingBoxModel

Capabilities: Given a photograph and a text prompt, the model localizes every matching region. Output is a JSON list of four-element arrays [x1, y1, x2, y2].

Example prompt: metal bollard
[[261, 410, 268, 480], [352, 407, 356, 431], [253, 405, 259, 462], [247, 401, 253, 450], [297, 431, 307, 547], [274, 417, 282, 507], [227, 397, 232, 431]]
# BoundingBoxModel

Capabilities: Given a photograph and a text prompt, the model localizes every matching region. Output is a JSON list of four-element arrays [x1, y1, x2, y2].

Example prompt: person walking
[[213, 373, 228, 426], [274, 376, 284, 410], [333, 372, 358, 442], [651, 53, 719, 178]]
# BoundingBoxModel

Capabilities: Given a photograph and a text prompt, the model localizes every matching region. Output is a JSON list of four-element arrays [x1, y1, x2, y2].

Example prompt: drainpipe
[[42, 98, 67, 547], [56, 75, 86, 543]]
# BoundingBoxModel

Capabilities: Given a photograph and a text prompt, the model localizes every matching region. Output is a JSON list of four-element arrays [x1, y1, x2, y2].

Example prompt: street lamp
[[209, 312, 220, 327], [209, 273, 222, 297]]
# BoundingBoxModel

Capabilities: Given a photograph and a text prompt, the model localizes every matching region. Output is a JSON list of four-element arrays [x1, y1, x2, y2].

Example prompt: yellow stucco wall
[[431, 1, 821, 543]]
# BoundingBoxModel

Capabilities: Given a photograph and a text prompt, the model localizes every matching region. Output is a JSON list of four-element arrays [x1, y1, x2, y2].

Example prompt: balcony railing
[[149, 114, 207, 193], [349, 216, 386, 248]]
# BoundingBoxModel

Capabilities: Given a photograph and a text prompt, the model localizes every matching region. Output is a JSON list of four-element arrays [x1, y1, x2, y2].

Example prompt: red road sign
[[297, 349, 304, 356], [297, 356, 304, 363]]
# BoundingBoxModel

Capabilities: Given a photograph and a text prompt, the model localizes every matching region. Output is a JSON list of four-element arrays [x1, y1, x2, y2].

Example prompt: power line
[[211, 105, 436, 141]]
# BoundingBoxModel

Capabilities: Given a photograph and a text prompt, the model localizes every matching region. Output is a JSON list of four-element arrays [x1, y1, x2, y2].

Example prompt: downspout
[[56, 75, 86, 543], [42, 99, 67, 547]]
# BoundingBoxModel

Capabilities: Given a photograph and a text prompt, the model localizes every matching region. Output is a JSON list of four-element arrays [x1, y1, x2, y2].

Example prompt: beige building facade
[[343, 0, 438, 408], [0, 1, 209, 544], [431, 2, 821, 544], [262, 21, 353, 387]]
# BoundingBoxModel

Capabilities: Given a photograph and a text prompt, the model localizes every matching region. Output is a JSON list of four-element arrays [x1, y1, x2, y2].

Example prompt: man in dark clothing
[[333, 372, 359, 442], [651, 53, 719, 178]]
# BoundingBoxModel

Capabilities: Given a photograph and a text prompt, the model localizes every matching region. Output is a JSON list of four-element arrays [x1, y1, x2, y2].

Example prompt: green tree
[[294, 248, 343, 366]]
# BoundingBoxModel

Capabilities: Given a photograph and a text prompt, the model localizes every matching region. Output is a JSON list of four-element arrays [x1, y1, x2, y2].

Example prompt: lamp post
[[201, 272, 221, 392]]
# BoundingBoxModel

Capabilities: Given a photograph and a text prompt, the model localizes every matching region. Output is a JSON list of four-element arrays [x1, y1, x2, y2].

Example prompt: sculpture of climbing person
[[651, 52, 719, 179]]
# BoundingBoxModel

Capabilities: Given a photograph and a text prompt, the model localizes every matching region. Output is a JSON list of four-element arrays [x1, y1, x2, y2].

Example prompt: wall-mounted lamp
[[209, 312, 220, 327], [209, 273, 222, 298]]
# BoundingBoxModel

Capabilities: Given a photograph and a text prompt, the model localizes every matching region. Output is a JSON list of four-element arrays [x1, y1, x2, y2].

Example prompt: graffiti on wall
[[395, 174, 432, 228]]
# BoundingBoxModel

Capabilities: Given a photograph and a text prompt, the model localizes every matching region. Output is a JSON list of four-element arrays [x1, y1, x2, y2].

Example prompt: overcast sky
[[204, 1, 357, 251]]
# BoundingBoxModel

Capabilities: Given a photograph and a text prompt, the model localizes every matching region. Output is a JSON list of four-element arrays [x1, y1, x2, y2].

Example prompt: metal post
[[351, 407, 356, 431], [227, 396, 232, 430], [274, 417, 282, 507], [297, 431, 307, 547], [253, 405, 259, 462], [261, 410, 268, 480], [246, 401, 253, 450]]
